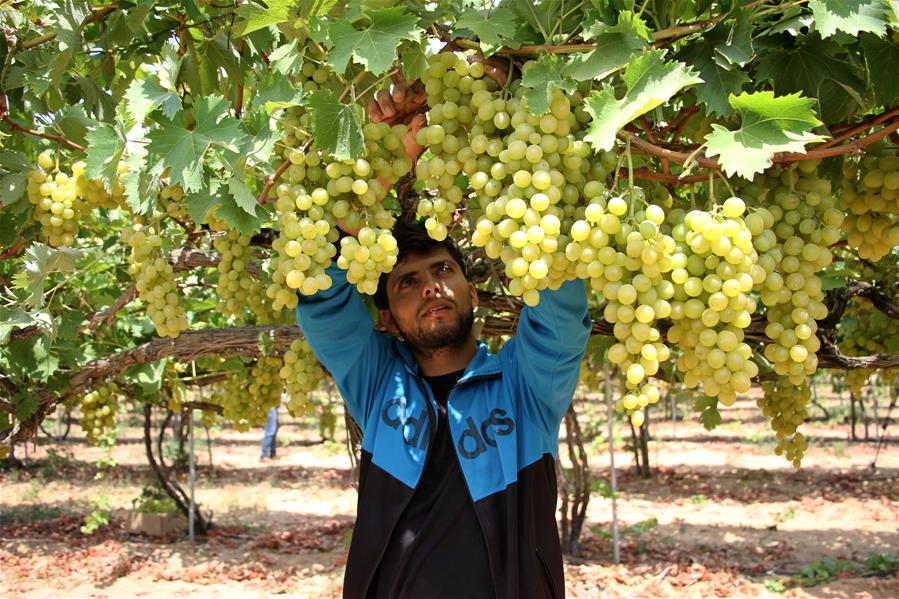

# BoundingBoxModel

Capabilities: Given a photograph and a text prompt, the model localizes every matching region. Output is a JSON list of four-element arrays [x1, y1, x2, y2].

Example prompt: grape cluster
[[319, 404, 337, 440], [121, 224, 189, 338], [269, 119, 411, 304], [27, 151, 85, 247], [742, 161, 841, 386], [213, 227, 255, 317], [280, 338, 326, 417], [80, 383, 121, 445], [842, 149, 899, 261], [158, 184, 189, 221], [212, 358, 283, 431], [667, 198, 761, 406], [839, 298, 899, 395], [595, 199, 673, 425], [758, 376, 810, 468], [417, 51, 617, 307], [73, 159, 126, 210]]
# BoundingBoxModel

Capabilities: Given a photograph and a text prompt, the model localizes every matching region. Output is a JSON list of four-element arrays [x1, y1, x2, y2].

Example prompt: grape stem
[[825, 105, 899, 144], [1, 112, 87, 152], [619, 116, 899, 175], [256, 158, 292, 205], [0, 239, 26, 262]]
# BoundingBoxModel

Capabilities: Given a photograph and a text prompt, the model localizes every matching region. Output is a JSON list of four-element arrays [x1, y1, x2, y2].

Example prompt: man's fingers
[[368, 97, 384, 123], [468, 54, 509, 87], [391, 83, 407, 104], [484, 63, 507, 87], [375, 89, 396, 118]]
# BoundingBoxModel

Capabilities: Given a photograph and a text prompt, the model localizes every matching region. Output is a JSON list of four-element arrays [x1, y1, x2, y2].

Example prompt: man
[[295, 76, 592, 599]]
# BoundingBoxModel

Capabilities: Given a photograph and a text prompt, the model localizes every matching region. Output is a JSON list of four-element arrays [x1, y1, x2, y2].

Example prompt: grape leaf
[[217, 186, 264, 235], [85, 123, 126, 193], [694, 396, 722, 430], [704, 91, 826, 179], [145, 95, 247, 193], [46, 0, 89, 50], [0, 151, 30, 208], [308, 89, 364, 161], [241, 109, 279, 165], [756, 35, 865, 123], [269, 39, 304, 76], [234, 0, 294, 36], [0, 309, 53, 345], [251, 71, 304, 114], [52, 105, 93, 147], [455, 7, 523, 56], [327, 7, 421, 75], [565, 11, 649, 82], [583, 50, 702, 151], [198, 33, 245, 85], [677, 32, 750, 116], [809, 0, 890, 37], [184, 188, 221, 225], [122, 145, 158, 215], [581, 10, 651, 42], [123, 78, 182, 123], [227, 175, 259, 216], [158, 45, 183, 92], [520, 55, 578, 115], [860, 33, 899, 106], [714, 10, 753, 67], [13, 244, 83, 309], [401, 44, 428, 81]]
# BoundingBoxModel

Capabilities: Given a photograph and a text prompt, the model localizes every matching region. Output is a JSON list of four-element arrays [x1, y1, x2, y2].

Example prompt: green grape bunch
[[280, 338, 326, 417], [80, 383, 121, 445], [416, 51, 617, 307], [667, 198, 761, 407], [269, 117, 412, 305], [759, 376, 810, 468], [842, 148, 899, 262], [121, 224, 189, 338]]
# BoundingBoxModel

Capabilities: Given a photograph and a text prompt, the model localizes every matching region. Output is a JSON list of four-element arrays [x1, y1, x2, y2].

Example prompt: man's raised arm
[[506, 281, 592, 430], [295, 264, 393, 428]]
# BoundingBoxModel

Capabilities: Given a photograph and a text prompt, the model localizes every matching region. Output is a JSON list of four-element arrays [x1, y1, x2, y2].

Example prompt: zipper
[[412, 375, 437, 444]]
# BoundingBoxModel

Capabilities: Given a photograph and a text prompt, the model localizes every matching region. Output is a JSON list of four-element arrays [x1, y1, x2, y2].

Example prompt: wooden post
[[604, 363, 620, 564]]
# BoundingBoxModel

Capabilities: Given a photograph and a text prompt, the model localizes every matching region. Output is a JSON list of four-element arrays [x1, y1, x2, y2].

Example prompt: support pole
[[188, 408, 196, 542], [604, 363, 620, 565]]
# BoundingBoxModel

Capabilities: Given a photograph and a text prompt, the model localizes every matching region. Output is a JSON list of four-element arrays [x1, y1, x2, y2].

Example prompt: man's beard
[[393, 305, 475, 354]]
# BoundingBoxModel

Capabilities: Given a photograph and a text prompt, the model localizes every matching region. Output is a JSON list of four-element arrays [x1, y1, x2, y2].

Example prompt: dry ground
[[1, 387, 897, 598]]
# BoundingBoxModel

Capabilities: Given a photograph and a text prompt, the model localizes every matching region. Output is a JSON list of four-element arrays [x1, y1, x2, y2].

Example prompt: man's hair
[[373, 221, 468, 310]]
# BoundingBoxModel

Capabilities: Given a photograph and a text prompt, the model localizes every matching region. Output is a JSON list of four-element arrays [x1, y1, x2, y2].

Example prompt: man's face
[[380, 248, 478, 353]]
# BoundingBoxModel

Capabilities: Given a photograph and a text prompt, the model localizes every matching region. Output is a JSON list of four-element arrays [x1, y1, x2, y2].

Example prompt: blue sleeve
[[295, 265, 393, 428], [503, 279, 591, 431]]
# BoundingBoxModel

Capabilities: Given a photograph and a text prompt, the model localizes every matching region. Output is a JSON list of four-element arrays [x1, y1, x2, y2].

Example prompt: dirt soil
[[1, 388, 897, 598]]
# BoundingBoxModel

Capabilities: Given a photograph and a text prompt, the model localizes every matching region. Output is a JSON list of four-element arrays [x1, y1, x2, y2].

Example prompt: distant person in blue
[[259, 406, 278, 461], [296, 67, 591, 599]]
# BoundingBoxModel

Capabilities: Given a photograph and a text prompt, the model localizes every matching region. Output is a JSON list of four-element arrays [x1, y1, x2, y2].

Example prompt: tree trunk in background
[[558, 401, 591, 557]]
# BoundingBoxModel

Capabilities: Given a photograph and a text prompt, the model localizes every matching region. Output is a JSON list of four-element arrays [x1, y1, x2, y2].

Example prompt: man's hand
[[367, 74, 428, 163]]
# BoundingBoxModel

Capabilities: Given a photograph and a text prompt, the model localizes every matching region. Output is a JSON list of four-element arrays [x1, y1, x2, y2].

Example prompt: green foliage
[[326, 7, 421, 76], [308, 89, 365, 160], [795, 557, 859, 587], [132, 483, 180, 515], [80, 495, 111, 535], [704, 91, 825, 179], [864, 551, 899, 574], [694, 396, 722, 430], [583, 49, 702, 151]]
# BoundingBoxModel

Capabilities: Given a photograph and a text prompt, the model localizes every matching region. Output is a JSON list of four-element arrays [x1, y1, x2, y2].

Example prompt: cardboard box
[[127, 511, 187, 536]]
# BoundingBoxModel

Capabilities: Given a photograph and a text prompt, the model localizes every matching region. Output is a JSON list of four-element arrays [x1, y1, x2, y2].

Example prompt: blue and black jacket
[[296, 265, 591, 599]]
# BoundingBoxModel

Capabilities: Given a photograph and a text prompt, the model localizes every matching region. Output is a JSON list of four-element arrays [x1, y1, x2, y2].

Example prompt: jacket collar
[[395, 339, 503, 381]]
